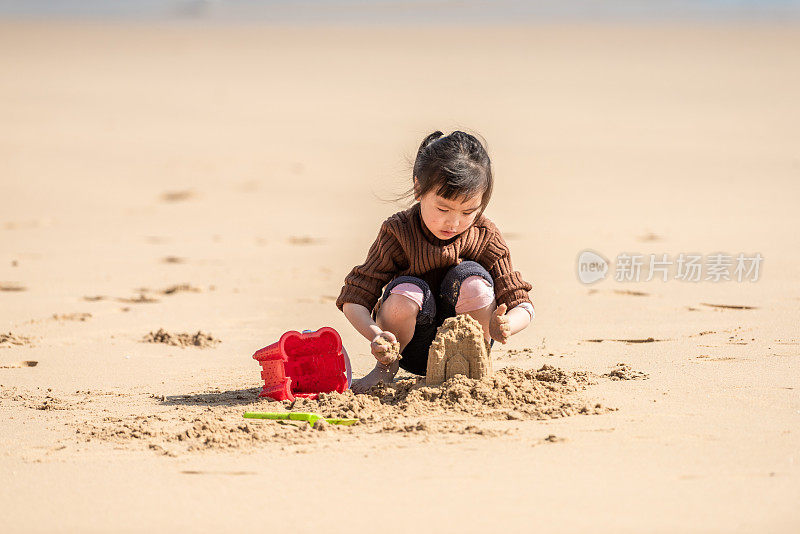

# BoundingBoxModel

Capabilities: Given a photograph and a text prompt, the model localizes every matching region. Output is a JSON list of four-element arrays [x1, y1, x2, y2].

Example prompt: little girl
[[335, 130, 534, 393]]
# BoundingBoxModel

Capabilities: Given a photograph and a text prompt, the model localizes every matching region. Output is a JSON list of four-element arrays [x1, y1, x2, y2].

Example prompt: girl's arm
[[479, 223, 534, 343], [490, 302, 532, 343], [342, 303, 384, 342], [507, 305, 531, 336], [343, 303, 399, 364]]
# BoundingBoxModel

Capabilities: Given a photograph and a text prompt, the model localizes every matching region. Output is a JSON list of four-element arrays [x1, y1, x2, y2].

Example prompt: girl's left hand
[[489, 303, 510, 344]]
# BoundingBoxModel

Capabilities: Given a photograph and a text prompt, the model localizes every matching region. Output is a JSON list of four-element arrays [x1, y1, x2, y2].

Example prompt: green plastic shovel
[[243, 411, 358, 426]]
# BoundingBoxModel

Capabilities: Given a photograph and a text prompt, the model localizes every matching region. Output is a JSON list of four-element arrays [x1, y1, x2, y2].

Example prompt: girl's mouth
[[440, 230, 456, 237]]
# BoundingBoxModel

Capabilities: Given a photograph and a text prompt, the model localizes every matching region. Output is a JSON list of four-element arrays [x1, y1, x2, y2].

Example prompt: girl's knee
[[441, 261, 493, 304], [379, 292, 421, 322], [455, 275, 495, 314], [389, 282, 424, 312], [449, 260, 492, 279]]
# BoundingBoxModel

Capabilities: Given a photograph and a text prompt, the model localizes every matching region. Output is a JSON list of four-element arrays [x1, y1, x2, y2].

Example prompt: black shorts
[[371, 260, 495, 375]]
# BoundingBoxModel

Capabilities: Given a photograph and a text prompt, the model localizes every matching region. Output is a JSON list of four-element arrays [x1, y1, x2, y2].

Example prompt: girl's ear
[[413, 176, 420, 201]]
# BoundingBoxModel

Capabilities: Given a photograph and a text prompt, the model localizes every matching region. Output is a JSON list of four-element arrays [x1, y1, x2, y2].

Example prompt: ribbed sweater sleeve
[[479, 225, 533, 311], [335, 218, 405, 312]]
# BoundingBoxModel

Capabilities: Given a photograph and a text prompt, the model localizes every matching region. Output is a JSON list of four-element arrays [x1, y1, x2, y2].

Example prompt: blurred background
[[2, 0, 800, 23], [2, 0, 799, 358]]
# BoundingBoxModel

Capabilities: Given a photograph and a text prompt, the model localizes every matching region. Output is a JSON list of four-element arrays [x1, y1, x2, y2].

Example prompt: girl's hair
[[400, 130, 493, 214]]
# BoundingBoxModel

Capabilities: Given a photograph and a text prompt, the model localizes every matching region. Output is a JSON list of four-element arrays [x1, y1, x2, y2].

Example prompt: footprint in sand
[[117, 294, 160, 304], [160, 190, 196, 202], [538, 434, 568, 444], [287, 236, 324, 245], [689, 330, 716, 337], [700, 302, 758, 310], [636, 232, 662, 242], [587, 289, 650, 297], [0, 283, 27, 292], [502, 347, 536, 359], [613, 289, 650, 297], [3, 219, 51, 230], [91, 285, 199, 305], [501, 231, 523, 240], [160, 284, 201, 295], [583, 337, 664, 344], [181, 470, 256, 476], [692, 355, 744, 362], [162, 256, 186, 264], [0, 333, 34, 348], [0, 360, 38, 368], [52, 313, 92, 322]]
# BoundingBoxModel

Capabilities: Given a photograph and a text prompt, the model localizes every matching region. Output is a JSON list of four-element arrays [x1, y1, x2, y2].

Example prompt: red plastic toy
[[252, 327, 351, 401]]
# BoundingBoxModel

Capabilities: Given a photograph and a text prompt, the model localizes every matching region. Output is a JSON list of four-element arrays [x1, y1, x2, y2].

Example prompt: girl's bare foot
[[351, 359, 400, 394]]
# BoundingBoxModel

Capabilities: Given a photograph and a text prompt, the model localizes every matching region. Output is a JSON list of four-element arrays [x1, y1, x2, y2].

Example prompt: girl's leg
[[440, 261, 496, 344], [455, 276, 496, 342], [377, 284, 424, 351], [352, 278, 432, 393]]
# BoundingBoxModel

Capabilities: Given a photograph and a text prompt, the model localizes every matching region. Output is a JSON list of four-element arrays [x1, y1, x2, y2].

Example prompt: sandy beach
[[1, 20, 799, 533]]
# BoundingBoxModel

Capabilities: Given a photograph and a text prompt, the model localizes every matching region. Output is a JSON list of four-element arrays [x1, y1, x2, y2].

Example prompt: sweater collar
[[412, 202, 461, 246]]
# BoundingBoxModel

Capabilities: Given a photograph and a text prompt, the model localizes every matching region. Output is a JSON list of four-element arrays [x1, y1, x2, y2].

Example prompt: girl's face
[[415, 180, 484, 240]]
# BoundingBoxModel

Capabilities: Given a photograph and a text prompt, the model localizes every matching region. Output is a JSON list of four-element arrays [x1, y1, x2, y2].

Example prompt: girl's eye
[[437, 208, 448, 213]]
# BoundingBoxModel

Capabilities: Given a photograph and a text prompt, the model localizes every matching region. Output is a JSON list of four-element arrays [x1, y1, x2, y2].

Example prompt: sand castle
[[426, 314, 492, 386]]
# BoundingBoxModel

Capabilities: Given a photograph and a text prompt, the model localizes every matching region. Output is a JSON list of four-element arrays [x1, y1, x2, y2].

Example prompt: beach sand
[[1, 20, 799, 532]]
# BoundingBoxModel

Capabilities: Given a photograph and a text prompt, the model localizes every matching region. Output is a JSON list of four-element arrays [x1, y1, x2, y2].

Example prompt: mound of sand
[[0, 332, 33, 348], [142, 329, 220, 348], [601, 363, 650, 381], [311, 365, 605, 424], [79, 415, 318, 455], [64, 364, 613, 455]]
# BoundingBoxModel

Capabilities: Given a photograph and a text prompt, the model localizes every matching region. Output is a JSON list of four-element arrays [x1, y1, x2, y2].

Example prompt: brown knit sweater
[[335, 202, 533, 314]]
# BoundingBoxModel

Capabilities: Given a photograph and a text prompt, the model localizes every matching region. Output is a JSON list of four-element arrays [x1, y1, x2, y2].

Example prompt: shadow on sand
[[159, 387, 264, 407]]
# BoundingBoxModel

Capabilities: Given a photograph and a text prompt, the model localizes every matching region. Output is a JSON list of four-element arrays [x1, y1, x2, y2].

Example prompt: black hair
[[399, 130, 493, 215]]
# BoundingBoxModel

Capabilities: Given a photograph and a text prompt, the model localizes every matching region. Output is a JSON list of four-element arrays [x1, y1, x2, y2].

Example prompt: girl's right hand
[[370, 331, 399, 365]]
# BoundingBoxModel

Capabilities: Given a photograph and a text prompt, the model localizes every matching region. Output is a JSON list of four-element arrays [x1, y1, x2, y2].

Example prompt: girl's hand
[[489, 303, 511, 344], [371, 331, 401, 365]]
